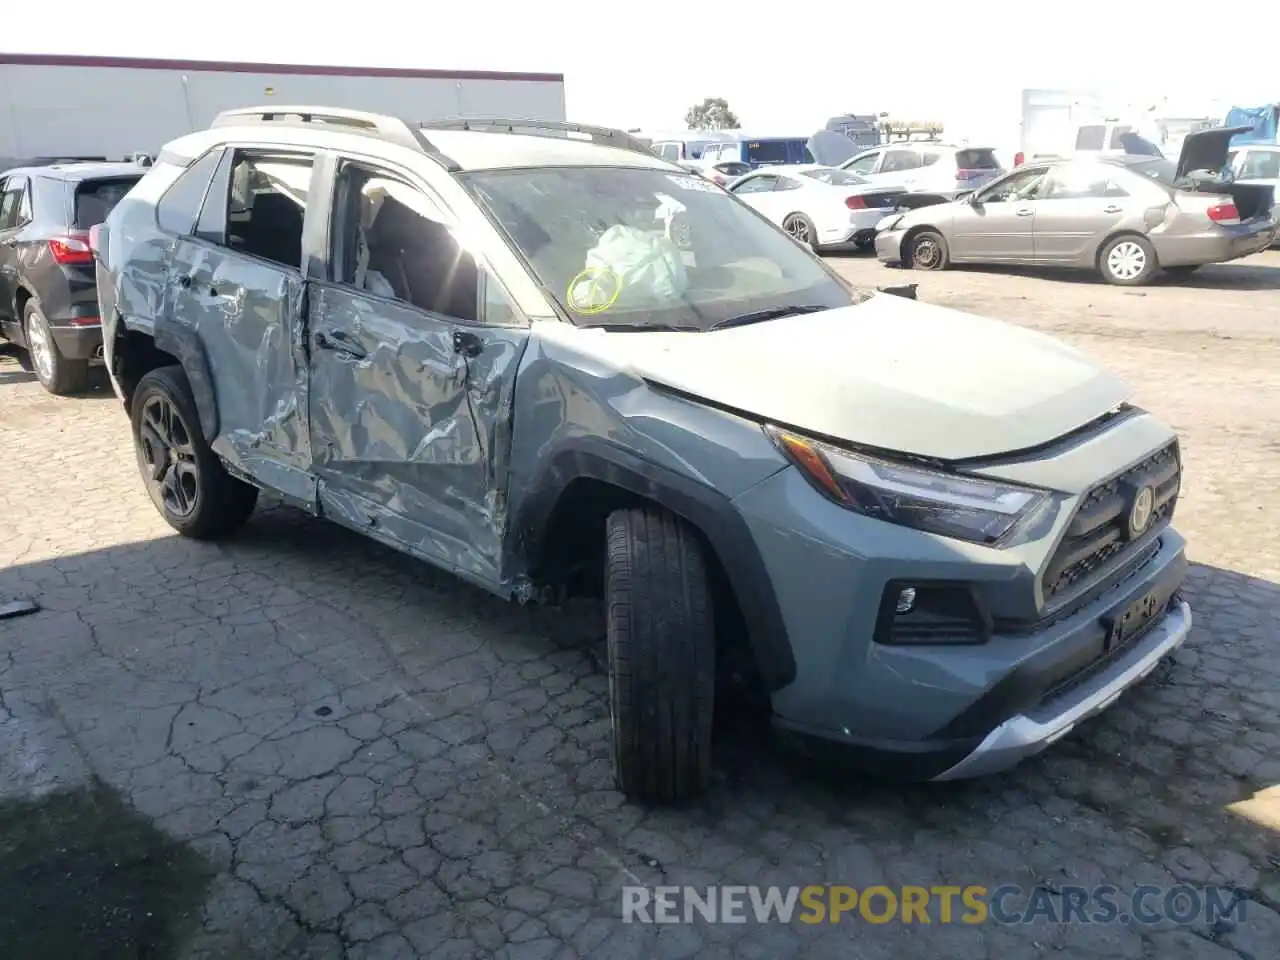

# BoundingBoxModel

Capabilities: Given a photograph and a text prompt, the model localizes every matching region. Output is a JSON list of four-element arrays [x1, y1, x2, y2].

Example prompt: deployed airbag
[[569, 225, 689, 312]]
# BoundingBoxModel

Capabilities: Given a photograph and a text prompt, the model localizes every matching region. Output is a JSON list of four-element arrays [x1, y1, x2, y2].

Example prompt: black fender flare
[[509, 437, 796, 691], [147, 319, 220, 442]]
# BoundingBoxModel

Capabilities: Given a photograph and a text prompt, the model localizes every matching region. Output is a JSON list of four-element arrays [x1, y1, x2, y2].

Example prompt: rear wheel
[[907, 229, 949, 271], [1100, 235, 1157, 286], [782, 213, 818, 250], [605, 506, 715, 804], [131, 366, 258, 539], [25, 300, 88, 395]]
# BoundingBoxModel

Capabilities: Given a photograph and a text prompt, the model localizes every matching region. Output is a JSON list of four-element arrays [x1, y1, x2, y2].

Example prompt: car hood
[[1176, 125, 1256, 179], [599, 295, 1131, 462], [808, 130, 859, 167]]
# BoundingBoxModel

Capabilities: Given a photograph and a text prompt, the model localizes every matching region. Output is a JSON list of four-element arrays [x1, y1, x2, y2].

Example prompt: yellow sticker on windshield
[[567, 266, 623, 314]]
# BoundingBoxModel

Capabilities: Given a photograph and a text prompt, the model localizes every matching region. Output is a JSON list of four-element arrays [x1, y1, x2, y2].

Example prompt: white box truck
[[0, 53, 567, 165]]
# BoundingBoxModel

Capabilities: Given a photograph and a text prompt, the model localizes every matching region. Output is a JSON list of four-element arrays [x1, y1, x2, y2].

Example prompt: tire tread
[[606, 507, 715, 804]]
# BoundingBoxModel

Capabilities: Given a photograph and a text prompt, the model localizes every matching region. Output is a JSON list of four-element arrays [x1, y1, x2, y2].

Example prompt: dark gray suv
[[0, 162, 144, 393], [94, 106, 1191, 804]]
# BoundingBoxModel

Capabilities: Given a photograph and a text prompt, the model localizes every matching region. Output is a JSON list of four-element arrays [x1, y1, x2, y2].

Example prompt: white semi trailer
[[0, 53, 567, 163]]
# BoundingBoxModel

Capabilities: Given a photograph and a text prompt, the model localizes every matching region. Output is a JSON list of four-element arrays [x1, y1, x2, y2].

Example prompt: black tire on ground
[[1163, 264, 1201, 280], [1099, 234, 1158, 286], [605, 506, 715, 804], [24, 300, 88, 395], [782, 213, 819, 250], [854, 239, 875, 252], [131, 365, 258, 539], [907, 229, 949, 270]]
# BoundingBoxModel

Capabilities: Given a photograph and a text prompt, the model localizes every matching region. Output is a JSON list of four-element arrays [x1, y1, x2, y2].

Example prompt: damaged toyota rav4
[[94, 107, 1191, 804]]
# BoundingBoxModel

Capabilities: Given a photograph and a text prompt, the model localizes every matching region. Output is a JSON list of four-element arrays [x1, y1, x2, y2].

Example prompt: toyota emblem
[[1128, 485, 1155, 538]]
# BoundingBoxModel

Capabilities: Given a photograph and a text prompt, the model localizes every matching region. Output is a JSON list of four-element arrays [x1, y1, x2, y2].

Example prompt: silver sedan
[[875, 128, 1276, 285]]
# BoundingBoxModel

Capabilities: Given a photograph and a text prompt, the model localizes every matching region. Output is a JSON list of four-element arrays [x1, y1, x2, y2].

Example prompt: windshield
[[800, 168, 867, 186], [462, 166, 859, 329]]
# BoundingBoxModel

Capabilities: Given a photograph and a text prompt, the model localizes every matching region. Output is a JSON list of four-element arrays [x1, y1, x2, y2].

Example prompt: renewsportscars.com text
[[622, 884, 1247, 926]]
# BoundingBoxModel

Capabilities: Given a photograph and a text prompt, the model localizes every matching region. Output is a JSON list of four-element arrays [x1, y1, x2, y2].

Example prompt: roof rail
[[420, 117, 655, 156], [209, 105, 459, 168]]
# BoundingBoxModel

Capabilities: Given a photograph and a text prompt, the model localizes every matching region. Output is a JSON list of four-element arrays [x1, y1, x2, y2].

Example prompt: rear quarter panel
[[99, 162, 183, 341]]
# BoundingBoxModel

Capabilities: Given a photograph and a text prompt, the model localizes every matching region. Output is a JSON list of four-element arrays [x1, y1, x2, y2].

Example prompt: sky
[[13, 1, 1280, 145]]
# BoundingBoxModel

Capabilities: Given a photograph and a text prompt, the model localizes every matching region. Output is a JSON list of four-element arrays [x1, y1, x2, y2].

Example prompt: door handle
[[1103, 205, 1123, 214], [1015, 208, 1034, 217], [314, 330, 368, 360]]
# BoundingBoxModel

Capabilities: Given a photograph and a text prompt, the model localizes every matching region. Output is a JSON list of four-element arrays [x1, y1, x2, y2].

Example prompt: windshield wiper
[[587, 322, 702, 333], [708, 304, 829, 331]]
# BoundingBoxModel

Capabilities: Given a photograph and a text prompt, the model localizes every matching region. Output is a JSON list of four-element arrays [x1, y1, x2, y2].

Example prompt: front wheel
[[131, 366, 258, 539], [1100, 235, 1157, 286], [907, 229, 949, 271], [605, 507, 715, 804]]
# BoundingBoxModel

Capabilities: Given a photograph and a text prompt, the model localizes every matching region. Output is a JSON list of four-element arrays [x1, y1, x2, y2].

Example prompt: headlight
[[765, 425, 1053, 546], [876, 214, 904, 232]]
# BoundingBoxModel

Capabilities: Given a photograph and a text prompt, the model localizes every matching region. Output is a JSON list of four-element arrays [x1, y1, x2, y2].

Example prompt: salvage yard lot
[[2, 251, 1279, 960]]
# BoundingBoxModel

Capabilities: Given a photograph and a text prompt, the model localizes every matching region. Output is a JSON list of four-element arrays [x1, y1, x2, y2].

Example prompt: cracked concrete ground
[[1, 250, 1279, 959]]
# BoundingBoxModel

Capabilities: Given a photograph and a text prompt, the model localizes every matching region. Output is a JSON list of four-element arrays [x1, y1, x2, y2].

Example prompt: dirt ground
[[1, 249, 1278, 959]]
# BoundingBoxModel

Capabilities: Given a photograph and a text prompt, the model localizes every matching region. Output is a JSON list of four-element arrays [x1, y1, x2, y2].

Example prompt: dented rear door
[[161, 147, 319, 505]]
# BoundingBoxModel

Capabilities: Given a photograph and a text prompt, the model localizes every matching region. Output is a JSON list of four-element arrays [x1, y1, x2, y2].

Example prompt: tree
[[685, 98, 740, 131]]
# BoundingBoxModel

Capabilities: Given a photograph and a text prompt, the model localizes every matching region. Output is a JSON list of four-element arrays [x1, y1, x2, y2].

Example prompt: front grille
[[863, 191, 905, 209], [1042, 442, 1181, 603]]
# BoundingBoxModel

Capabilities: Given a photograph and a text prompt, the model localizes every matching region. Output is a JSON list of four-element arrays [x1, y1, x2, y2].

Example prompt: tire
[[131, 365, 258, 539], [907, 229, 949, 271], [605, 506, 715, 804], [24, 300, 88, 395], [1163, 264, 1201, 280], [1099, 234, 1157, 286], [782, 213, 818, 250]]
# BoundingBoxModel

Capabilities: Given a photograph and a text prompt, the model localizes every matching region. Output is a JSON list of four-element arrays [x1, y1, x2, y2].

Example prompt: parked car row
[[873, 128, 1277, 284], [677, 126, 1276, 284]]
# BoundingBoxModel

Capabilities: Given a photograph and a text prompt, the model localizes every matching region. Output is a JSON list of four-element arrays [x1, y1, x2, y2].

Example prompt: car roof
[[165, 123, 678, 173], [1096, 155, 1171, 169], [744, 163, 840, 175], [5, 161, 149, 181]]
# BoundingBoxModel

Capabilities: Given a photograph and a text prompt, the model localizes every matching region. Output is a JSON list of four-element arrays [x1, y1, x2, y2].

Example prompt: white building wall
[[0, 60, 566, 160]]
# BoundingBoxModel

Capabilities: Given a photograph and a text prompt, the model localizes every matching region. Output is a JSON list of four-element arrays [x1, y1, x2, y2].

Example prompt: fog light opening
[[895, 587, 917, 615]]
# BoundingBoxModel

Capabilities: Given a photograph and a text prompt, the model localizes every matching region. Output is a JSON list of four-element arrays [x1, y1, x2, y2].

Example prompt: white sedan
[[726, 164, 907, 250], [1228, 144, 1280, 248]]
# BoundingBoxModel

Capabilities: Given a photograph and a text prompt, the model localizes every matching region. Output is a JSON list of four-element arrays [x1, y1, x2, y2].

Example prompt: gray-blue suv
[[93, 106, 1191, 803]]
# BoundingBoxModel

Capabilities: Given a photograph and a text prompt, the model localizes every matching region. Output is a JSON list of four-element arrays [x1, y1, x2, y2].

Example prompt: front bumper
[[731, 413, 1191, 781], [875, 228, 908, 263], [933, 598, 1190, 779]]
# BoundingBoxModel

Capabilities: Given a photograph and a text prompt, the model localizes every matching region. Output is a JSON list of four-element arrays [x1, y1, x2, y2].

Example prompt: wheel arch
[[508, 438, 797, 692], [902, 222, 943, 250], [111, 314, 220, 440], [1095, 230, 1156, 272]]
